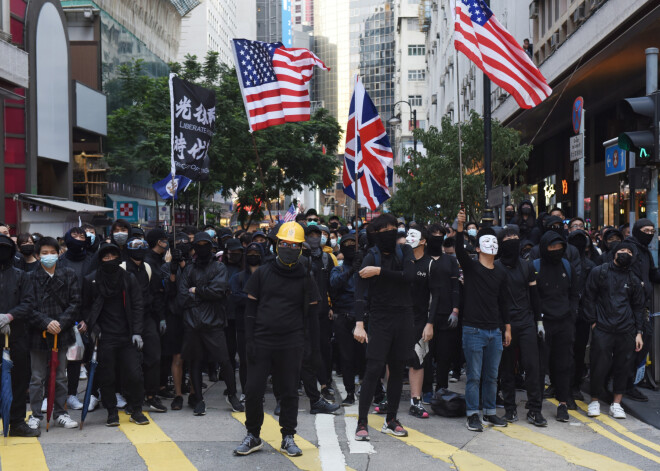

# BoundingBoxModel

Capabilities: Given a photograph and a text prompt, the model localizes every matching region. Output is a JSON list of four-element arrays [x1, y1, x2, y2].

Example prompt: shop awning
[[19, 194, 113, 213]]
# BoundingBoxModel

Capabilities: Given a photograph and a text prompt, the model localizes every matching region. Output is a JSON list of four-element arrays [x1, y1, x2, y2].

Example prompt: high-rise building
[[256, 0, 282, 43], [292, 0, 313, 27]]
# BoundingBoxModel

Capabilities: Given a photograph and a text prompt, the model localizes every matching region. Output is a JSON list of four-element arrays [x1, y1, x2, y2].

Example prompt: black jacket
[[535, 232, 579, 322], [583, 262, 645, 334], [510, 200, 541, 245], [123, 259, 166, 323], [627, 235, 660, 308], [529, 237, 582, 285], [29, 265, 80, 350], [0, 257, 35, 339], [496, 258, 538, 327], [177, 259, 228, 330], [329, 264, 356, 314]]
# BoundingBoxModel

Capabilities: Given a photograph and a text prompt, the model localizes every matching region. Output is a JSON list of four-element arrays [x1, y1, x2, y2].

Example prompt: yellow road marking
[[575, 400, 660, 454], [548, 399, 660, 465], [0, 430, 49, 471], [118, 412, 197, 471], [494, 423, 640, 471], [369, 416, 505, 470]]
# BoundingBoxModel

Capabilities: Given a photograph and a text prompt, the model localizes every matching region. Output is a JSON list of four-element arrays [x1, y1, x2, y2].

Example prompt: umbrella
[[43, 331, 59, 432], [1, 333, 13, 438], [79, 338, 98, 430]]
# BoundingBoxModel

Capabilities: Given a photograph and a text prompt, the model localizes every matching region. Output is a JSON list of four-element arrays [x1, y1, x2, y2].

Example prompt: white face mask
[[330, 238, 337, 248], [479, 235, 498, 255], [406, 229, 422, 248]]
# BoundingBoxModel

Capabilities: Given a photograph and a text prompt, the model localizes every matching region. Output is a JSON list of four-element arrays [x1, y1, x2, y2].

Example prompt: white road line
[[334, 379, 376, 455], [315, 414, 349, 470]]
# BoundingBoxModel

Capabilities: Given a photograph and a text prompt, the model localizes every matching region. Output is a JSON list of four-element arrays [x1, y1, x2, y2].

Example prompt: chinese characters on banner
[[169, 74, 216, 181]]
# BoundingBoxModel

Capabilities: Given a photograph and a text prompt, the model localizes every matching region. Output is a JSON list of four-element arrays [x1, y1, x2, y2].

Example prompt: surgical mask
[[479, 235, 498, 255], [330, 238, 337, 248], [86, 232, 96, 245], [398, 227, 406, 234], [246, 255, 261, 266], [616, 252, 632, 268], [20, 244, 35, 256], [206, 229, 216, 238], [321, 235, 328, 245], [113, 232, 129, 246], [337, 260, 343, 266], [467, 229, 477, 238], [307, 221, 318, 226], [40, 254, 58, 268], [277, 247, 301, 267]]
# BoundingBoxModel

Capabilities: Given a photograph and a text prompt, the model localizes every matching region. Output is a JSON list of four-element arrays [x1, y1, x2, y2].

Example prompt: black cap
[[193, 232, 213, 244], [225, 238, 243, 251], [97, 242, 120, 260]]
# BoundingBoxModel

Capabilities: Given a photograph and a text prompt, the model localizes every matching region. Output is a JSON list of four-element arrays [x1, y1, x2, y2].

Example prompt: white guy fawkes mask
[[479, 234, 498, 255], [406, 229, 422, 248]]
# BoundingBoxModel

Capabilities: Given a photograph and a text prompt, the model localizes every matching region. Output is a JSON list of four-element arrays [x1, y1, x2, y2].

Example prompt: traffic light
[[618, 91, 660, 163]]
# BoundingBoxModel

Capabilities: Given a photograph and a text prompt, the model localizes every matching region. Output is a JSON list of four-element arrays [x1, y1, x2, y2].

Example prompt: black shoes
[[504, 409, 518, 423], [157, 387, 175, 399], [193, 400, 206, 416], [130, 410, 150, 425], [466, 414, 483, 432], [227, 394, 245, 412], [188, 394, 199, 409], [106, 410, 120, 427], [146, 396, 167, 413], [409, 400, 430, 419], [341, 393, 356, 406], [566, 396, 578, 411], [280, 434, 303, 457], [374, 398, 388, 414], [208, 371, 219, 383], [9, 421, 41, 437], [543, 385, 555, 399], [527, 410, 548, 427], [321, 387, 335, 403], [234, 433, 263, 456], [572, 387, 584, 402], [171, 395, 183, 410], [625, 387, 649, 402], [556, 403, 570, 422], [482, 414, 508, 427], [310, 398, 340, 415]]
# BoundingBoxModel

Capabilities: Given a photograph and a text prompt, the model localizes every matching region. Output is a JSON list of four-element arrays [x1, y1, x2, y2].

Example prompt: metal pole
[[412, 108, 417, 153], [483, 1, 492, 208], [578, 110, 585, 219], [456, 49, 464, 203]]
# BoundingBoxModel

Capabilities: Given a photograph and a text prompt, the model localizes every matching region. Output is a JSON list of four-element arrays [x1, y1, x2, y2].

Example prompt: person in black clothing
[[504, 204, 516, 225], [234, 222, 320, 458], [222, 238, 244, 383], [528, 216, 582, 284], [510, 200, 540, 245], [455, 209, 510, 432], [583, 241, 645, 419], [110, 219, 132, 261], [83, 243, 149, 427], [82, 223, 100, 255], [178, 232, 243, 416], [534, 231, 579, 422], [600, 228, 624, 263], [353, 214, 416, 441], [496, 226, 547, 427], [17, 233, 39, 272]]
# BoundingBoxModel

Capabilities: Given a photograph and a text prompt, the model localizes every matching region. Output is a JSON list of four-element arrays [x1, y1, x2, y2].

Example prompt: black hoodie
[[627, 219, 660, 307], [510, 200, 540, 245], [0, 234, 35, 338], [535, 232, 579, 322]]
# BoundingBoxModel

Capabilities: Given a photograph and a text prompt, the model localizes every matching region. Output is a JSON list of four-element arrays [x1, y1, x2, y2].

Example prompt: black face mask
[[277, 247, 301, 267], [546, 248, 565, 263], [195, 243, 212, 262], [426, 236, 444, 256], [20, 244, 35, 256], [616, 252, 632, 268], [227, 253, 242, 265], [499, 239, 520, 266], [101, 258, 121, 274], [0, 245, 12, 263], [569, 235, 587, 255], [521, 207, 533, 216], [66, 237, 87, 255], [637, 232, 654, 247], [178, 243, 192, 259], [375, 229, 397, 254], [246, 255, 261, 266], [505, 210, 515, 220], [340, 244, 356, 262], [329, 222, 339, 229], [130, 249, 146, 261]]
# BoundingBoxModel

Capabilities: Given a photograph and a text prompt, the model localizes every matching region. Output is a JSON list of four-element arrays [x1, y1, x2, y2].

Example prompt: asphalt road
[[2, 374, 660, 471]]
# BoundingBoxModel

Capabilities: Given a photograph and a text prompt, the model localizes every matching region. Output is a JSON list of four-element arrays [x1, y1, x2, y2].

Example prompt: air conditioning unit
[[529, 1, 539, 19], [497, 89, 507, 102], [573, 4, 586, 24], [432, 94, 438, 104], [470, 89, 476, 101], [550, 32, 560, 49], [432, 40, 437, 49], [439, 78, 445, 87]]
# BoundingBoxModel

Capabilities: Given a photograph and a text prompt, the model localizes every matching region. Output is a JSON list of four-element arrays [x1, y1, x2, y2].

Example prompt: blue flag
[[153, 175, 192, 200]]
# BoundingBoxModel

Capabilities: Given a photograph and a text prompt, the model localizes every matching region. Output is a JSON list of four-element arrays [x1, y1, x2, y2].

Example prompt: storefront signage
[[605, 144, 626, 176], [572, 96, 583, 135], [570, 134, 583, 161]]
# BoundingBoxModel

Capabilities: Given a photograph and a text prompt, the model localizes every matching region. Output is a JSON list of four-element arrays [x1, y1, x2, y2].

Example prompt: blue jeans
[[462, 326, 503, 416]]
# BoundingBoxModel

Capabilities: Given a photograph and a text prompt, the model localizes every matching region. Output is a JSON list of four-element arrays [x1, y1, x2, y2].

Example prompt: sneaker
[[67, 395, 84, 410], [89, 395, 100, 412], [355, 420, 370, 441], [116, 393, 127, 409], [624, 387, 648, 402], [422, 392, 433, 405], [321, 387, 335, 403], [527, 410, 548, 427], [482, 414, 508, 427], [381, 418, 408, 437], [146, 396, 167, 413], [341, 393, 356, 406], [157, 388, 175, 399], [310, 398, 340, 415], [566, 396, 577, 411], [193, 400, 206, 416], [543, 385, 555, 399], [572, 387, 584, 402], [124, 405, 134, 416], [106, 410, 120, 427], [274, 400, 281, 416], [466, 414, 483, 432], [449, 372, 460, 383], [234, 433, 263, 456], [208, 371, 219, 383], [27, 415, 41, 430], [587, 401, 601, 417], [9, 421, 41, 437], [409, 401, 430, 419], [280, 434, 303, 457], [56, 414, 78, 429], [374, 399, 388, 414], [80, 366, 88, 380], [504, 409, 518, 423], [227, 394, 245, 412], [130, 410, 150, 425], [609, 403, 626, 419], [171, 395, 183, 410], [556, 403, 570, 422], [41, 398, 47, 413]]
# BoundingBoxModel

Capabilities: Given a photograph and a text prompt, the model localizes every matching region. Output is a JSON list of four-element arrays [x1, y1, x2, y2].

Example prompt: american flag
[[232, 39, 328, 132], [282, 203, 297, 222], [453, 0, 552, 109], [342, 76, 393, 211]]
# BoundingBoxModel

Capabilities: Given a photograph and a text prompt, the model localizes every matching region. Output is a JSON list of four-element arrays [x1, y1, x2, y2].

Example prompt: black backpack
[[430, 388, 466, 417]]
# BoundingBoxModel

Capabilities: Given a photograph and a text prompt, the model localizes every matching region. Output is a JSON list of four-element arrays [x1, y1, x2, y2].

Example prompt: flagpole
[[250, 133, 274, 223], [354, 75, 360, 249], [196, 183, 202, 228], [455, 48, 464, 204], [170, 173, 177, 248]]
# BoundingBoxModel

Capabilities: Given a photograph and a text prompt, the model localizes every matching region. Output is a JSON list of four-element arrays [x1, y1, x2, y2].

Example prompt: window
[[408, 44, 425, 56], [408, 69, 425, 81], [408, 95, 422, 106], [407, 18, 417, 30]]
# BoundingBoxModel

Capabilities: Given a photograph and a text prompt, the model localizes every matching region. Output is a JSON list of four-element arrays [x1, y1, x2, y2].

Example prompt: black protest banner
[[169, 74, 216, 181]]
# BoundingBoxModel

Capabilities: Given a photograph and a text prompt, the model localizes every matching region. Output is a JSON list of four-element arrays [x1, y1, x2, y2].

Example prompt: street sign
[[488, 185, 511, 207], [572, 96, 584, 135], [570, 134, 583, 161], [604, 144, 626, 176], [573, 161, 579, 181]]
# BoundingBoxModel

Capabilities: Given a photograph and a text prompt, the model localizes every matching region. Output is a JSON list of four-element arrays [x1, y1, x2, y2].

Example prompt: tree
[[106, 52, 342, 228], [389, 111, 532, 223]]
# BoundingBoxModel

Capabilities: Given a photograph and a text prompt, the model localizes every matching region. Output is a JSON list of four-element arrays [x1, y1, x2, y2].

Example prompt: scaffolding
[[73, 152, 108, 207]]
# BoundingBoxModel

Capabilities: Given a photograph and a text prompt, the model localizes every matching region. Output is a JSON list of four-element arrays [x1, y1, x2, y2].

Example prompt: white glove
[[132, 335, 143, 350], [0, 324, 10, 336], [448, 312, 459, 329], [537, 321, 545, 341], [0, 314, 12, 329]]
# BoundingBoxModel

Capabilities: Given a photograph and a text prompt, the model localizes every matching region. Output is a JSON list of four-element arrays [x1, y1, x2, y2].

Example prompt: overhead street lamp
[[388, 100, 417, 154]]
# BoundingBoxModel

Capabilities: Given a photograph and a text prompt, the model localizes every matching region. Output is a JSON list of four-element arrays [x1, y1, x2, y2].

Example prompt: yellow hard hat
[[276, 222, 305, 243]]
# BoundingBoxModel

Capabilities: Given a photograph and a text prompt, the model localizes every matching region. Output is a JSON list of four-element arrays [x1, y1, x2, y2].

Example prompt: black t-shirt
[[428, 254, 460, 328], [496, 258, 536, 327], [411, 254, 431, 323], [245, 260, 321, 348], [456, 231, 510, 329], [99, 295, 130, 338]]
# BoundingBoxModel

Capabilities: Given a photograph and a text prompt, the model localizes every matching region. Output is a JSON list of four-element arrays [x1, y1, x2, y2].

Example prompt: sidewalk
[[623, 386, 660, 429]]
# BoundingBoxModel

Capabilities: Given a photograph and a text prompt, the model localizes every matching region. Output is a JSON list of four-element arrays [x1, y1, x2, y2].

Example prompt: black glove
[[170, 249, 182, 274], [352, 251, 364, 273], [246, 342, 256, 365]]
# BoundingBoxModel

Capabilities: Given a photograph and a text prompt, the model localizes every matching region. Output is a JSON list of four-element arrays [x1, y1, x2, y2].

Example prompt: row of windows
[[408, 95, 422, 106], [408, 44, 425, 55], [408, 69, 425, 81]]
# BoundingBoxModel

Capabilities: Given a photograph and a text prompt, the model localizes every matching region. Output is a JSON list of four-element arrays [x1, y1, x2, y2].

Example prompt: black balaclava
[[540, 232, 566, 264], [96, 244, 123, 298], [65, 230, 88, 261], [0, 235, 15, 269], [633, 218, 654, 246], [375, 229, 397, 254], [568, 230, 588, 258], [498, 239, 520, 267], [426, 235, 444, 256]]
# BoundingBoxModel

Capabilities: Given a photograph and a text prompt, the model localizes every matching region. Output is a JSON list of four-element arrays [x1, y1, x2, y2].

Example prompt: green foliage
[[106, 52, 342, 228], [389, 111, 532, 223]]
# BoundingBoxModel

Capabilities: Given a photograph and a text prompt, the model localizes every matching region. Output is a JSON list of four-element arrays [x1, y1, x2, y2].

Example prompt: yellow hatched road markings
[[575, 400, 660, 454], [369, 415, 505, 470], [548, 399, 660, 466], [0, 433, 49, 471], [494, 423, 640, 471], [118, 412, 197, 471]]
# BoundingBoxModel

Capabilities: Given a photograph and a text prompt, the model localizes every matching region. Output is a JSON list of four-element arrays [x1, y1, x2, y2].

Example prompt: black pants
[[9, 332, 29, 426], [183, 328, 236, 402], [433, 327, 461, 390], [236, 321, 247, 393], [501, 323, 543, 412], [317, 312, 333, 386], [225, 319, 238, 371], [539, 317, 574, 404], [591, 329, 634, 397], [245, 345, 303, 438], [333, 313, 360, 394], [572, 318, 590, 389], [142, 317, 161, 397], [97, 337, 144, 411]]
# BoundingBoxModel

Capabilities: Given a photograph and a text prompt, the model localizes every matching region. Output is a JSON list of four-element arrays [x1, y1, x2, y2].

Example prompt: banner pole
[[250, 133, 274, 223], [170, 173, 177, 248], [354, 75, 360, 249], [197, 183, 201, 228]]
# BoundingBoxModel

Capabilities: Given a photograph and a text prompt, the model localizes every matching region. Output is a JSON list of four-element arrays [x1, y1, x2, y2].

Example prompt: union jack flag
[[342, 76, 393, 210], [282, 203, 297, 222]]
